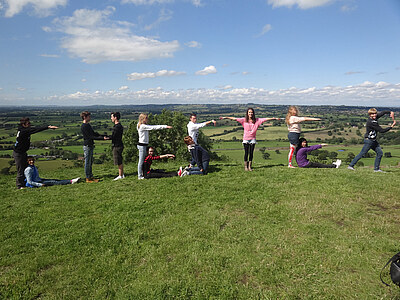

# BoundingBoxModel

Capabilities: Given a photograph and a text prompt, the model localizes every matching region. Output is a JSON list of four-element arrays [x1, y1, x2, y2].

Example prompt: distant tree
[[262, 152, 270, 160], [328, 151, 338, 159], [384, 152, 392, 158], [275, 149, 280, 154]]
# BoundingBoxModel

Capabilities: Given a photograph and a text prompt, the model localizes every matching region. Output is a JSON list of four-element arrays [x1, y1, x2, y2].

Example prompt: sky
[[0, 0, 400, 107]]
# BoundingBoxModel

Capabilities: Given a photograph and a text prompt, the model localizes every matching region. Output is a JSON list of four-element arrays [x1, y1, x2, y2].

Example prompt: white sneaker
[[113, 175, 125, 181], [180, 170, 189, 177], [334, 159, 342, 168], [138, 176, 145, 180], [374, 169, 386, 173], [71, 177, 80, 184], [347, 166, 355, 170], [177, 166, 183, 176]]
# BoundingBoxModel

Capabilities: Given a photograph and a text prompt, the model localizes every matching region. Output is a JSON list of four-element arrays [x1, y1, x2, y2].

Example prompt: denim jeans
[[349, 139, 383, 170], [137, 145, 147, 178], [188, 160, 209, 175], [83, 145, 94, 179], [41, 179, 71, 186]]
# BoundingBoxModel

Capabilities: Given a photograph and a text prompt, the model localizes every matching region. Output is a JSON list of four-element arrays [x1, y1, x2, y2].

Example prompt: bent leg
[[349, 140, 372, 167]]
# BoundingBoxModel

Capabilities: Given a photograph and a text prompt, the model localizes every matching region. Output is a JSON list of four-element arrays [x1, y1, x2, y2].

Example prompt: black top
[[111, 123, 124, 147], [14, 125, 49, 153], [81, 123, 104, 146], [364, 111, 392, 140], [190, 145, 210, 170]]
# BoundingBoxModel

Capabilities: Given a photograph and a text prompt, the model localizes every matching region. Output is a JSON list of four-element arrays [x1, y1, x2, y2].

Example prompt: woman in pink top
[[220, 108, 278, 171]]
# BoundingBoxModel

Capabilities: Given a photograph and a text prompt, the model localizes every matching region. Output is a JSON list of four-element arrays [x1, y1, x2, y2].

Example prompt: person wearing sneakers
[[348, 108, 396, 172], [187, 113, 216, 145], [143, 147, 177, 179], [137, 113, 173, 180], [180, 136, 210, 176], [110, 112, 124, 181], [80, 111, 109, 183], [220, 108, 279, 171], [24, 156, 80, 187], [295, 138, 341, 169], [13, 117, 58, 189], [286, 106, 321, 168]]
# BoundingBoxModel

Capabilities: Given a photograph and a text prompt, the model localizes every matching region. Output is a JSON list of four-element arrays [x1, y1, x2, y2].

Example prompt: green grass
[[1, 161, 400, 298]]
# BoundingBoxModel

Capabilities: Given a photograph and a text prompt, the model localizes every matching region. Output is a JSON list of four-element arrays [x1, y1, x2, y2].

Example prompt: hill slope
[[1, 163, 400, 298]]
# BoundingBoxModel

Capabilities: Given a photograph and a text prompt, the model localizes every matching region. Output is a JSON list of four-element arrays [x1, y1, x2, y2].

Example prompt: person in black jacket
[[348, 108, 396, 172], [181, 136, 210, 176], [80, 111, 109, 182], [110, 112, 124, 180], [13, 117, 58, 189]]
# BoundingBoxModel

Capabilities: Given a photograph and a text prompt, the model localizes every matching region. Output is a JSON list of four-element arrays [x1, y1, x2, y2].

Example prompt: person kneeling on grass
[[179, 136, 210, 176], [143, 147, 177, 179], [24, 156, 80, 188], [295, 138, 341, 169]]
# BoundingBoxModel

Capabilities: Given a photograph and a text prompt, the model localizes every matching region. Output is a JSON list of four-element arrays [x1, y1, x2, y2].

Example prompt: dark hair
[[111, 112, 121, 120], [245, 108, 256, 123], [27, 156, 35, 162], [190, 113, 197, 118], [20, 117, 30, 126], [184, 136, 194, 145], [80, 111, 91, 120], [296, 138, 308, 153], [147, 146, 155, 153]]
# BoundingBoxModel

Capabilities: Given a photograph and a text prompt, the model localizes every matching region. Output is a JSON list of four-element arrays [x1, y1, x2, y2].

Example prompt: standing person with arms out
[[220, 108, 279, 171], [24, 156, 80, 187], [137, 113, 172, 180], [180, 136, 210, 176], [187, 113, 216, 145], [13, 117, 58, 189], [110, 112, 124, 180], [286, 106, 321, 168], [80, 111, 109, 183], [348, 108, 396, 172], [295, 138, 341, 169]]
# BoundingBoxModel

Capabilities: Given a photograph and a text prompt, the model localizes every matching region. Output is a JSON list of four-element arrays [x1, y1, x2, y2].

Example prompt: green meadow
[[1, 161, 400, 299]]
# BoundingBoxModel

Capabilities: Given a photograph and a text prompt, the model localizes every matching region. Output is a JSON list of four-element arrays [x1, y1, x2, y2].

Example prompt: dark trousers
[[13, 151, 27, 188], [243, 143, 255, 161], [145, 170, 177, 179], [304, 162, 335, 168]]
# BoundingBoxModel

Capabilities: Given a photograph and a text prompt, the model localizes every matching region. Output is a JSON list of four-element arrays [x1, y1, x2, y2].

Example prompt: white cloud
[[17, 87, 26, 91], [257, 24, 272, 37], [144, 8, 173, 30], [121, 0, 202, 6], [2, 0, 67, 17], [185, 41, 202, 48], [0, 87, 3, 91], [267, 0, 334, 9], [40, 54, 60, 58], [119, 85, 129, 90], [127, 69, 186, 80], [42, 81, 400, 106], [345, 71, 364, 75], [195, 65, 217, 76], [48, 6, 180, 64], [81, 78, 87, 82], [341, 4, 356, 12]]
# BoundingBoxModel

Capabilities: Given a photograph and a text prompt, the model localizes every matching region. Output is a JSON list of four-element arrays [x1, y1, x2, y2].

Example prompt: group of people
[[12, 106, 396, 189]]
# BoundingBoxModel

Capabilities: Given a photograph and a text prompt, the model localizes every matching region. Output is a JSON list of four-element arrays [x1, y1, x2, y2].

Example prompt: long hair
[[296, 137, 307, 153], [245, 108, 256, 123], [137, 113, 148, 129], [285, 106, 299, 124]]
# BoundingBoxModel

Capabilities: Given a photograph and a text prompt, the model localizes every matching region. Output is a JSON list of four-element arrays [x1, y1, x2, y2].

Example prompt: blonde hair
[[137, 113, 148, 128], [368, 108, 378, 115], [285, 106, 299, 124]]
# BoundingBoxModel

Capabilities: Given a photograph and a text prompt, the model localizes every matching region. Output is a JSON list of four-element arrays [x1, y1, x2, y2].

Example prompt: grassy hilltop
[[1, 161, 400, 299]]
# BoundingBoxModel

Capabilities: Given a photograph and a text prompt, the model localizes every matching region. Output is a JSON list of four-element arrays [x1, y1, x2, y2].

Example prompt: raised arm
[[219, 117, 237, 121], [159, 154, 175, 159]]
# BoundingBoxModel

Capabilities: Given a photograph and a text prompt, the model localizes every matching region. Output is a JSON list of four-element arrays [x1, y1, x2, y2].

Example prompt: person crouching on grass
[[179, 136, 210, 176], [24, 156, 80, 188], [295, 138, 341, 169], [348, 108, 396, 173], [143, 147, 177, 179]]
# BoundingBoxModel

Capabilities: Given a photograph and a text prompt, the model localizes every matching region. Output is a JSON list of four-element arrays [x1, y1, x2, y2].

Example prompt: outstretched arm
[[219, 117, 237, 121], [160, 154, 175, 159], [301, 117, 321, 122]]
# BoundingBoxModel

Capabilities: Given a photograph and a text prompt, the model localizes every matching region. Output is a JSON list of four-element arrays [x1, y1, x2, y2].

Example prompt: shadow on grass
[[255, 163, 285, 169]]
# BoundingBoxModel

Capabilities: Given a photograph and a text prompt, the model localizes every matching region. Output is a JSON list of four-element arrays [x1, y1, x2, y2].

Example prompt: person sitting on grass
[[295, 138, 341, 169], [143, 147, 177, 179], [24, 156, 80, 188], [180, 136, 210, 176]]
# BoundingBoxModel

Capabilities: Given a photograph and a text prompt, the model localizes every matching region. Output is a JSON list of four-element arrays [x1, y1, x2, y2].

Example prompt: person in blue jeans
[[180, 136, 210, 176], [348, 108, 396, 172], [24, 156, 80, 187]]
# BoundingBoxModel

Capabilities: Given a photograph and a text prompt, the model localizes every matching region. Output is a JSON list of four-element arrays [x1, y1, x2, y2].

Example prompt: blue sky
[[0, 0, 400, 106]]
